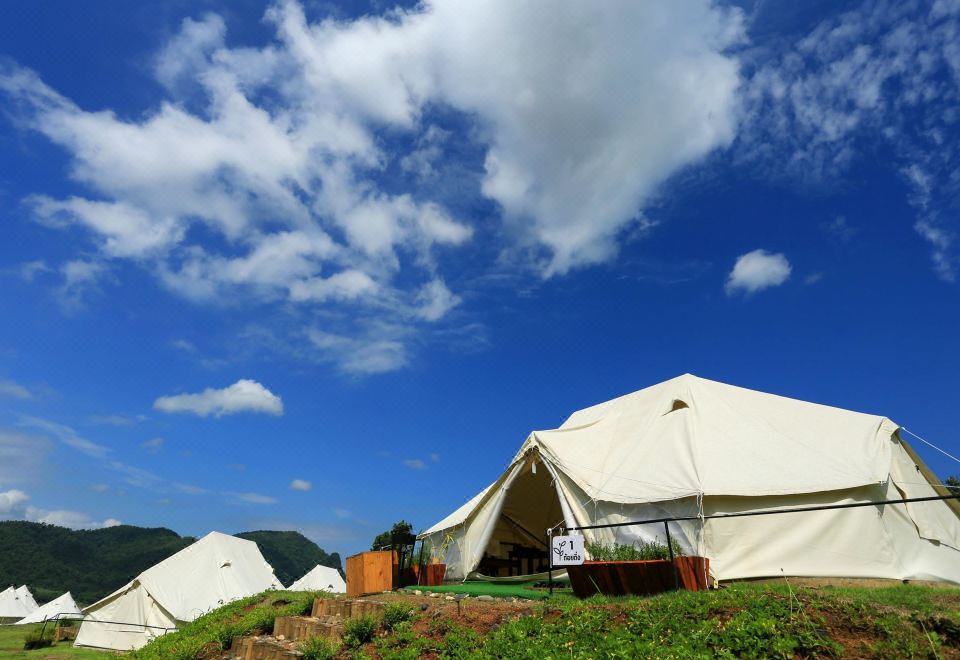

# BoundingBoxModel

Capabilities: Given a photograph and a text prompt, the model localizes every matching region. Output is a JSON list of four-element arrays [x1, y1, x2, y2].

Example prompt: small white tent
[[287, 565, 346, 593], [0, 585, 38, 622], [421, 374, 960, 584], [75, 531, 281, 651], [16, 592, 82, 625]]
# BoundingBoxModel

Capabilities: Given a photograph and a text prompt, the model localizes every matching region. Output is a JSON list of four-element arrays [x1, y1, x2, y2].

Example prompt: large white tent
[[75, 531, 282, 651], [287, 565, 346, 593], [0, 585, 38, 622], [421, 374, 960, 584], [16, 592, 82, 625]]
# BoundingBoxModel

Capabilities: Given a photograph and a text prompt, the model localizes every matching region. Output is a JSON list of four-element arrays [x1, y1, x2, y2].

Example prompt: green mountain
[[0, 521, 342, 606], [235, 531, 342, 587]]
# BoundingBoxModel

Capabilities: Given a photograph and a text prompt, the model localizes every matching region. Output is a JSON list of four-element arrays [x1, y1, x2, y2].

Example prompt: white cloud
[[306, 329, 408, 375], [91, 483, 110, 493], [403, 458, 427, 470], [741, 1, 960, 280], [0, 0, 747, 369], [18, 416, 110, 457], [141, 437, 165, 453], [225, 491, 277, 505], [289, 479, 311, 491], [24, 505, 121, 529], [0, 430, 51, 485], [0, 489, 29, 514], [725, 249, 792, 294], [154, 379, 284, 417], [0, 378, 32, 400], [174, 482, 208, 495]]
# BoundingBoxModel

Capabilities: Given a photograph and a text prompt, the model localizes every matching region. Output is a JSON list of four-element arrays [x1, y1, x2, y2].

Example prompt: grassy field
[[6, 581, 960, 658], [124, 581, 960, 659], [0, 624, 110, 659]]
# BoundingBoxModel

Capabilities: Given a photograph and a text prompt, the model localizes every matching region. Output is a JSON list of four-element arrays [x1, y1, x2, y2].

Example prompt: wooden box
[[568, 556, 710, 598], [346, 550, 397, 596]]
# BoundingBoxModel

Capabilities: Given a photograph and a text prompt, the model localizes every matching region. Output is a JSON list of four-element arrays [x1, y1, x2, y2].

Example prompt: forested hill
[[235, 531, 342, 587], [0, 521, 341, 605]]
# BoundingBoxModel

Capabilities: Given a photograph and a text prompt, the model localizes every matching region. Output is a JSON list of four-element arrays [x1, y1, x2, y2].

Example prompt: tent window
[[666, 399, 689, 413]]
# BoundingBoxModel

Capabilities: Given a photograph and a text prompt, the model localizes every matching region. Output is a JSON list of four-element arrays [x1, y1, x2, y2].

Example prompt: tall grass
[[585, 538, 683, 561]]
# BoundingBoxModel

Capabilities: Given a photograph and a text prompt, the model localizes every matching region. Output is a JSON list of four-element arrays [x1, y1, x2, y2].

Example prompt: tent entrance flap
[[475, 460, 566, 577]]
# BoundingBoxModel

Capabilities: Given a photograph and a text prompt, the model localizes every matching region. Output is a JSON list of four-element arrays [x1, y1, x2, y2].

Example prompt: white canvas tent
[[287, 565, 346, 593], [16, 592, 82, 625], [75, 531, 282, 651], [420, 374, 960, 584], [0, 585, 38, 622]]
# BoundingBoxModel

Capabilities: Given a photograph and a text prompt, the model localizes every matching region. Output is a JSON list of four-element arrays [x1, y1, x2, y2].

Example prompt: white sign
[[551, 535, 585, 566]]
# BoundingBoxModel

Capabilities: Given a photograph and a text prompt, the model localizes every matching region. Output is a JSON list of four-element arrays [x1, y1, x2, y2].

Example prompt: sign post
[[551, 533, 585, 597]]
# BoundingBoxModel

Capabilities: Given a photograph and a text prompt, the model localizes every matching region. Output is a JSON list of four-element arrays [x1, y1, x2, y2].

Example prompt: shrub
[[23, 628, 53, 650], [585, 538, 684, 561], [343, 614, 378, 647], [382, 603, 414, 631], [299, 635, 339, 659]]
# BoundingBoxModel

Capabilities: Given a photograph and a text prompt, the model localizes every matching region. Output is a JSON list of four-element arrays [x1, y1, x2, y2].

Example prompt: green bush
[[343, 614, 378, 648], [382, 603, 414, 631], [298, 635, 339, 659], [585, 538, 684, 561], [22, 628, 53, 650]]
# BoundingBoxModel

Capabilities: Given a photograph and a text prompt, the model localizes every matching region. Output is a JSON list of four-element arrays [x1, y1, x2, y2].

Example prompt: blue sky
[[1, 0, 959, 559]]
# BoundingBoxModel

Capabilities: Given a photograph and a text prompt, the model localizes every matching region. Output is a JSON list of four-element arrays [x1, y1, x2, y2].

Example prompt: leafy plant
[[946, 475, 960, 496], [343, 613, 378, 648], [382, 603, 414, 631], [585, 538, 684, 561], [22, 628, 53, 650], [298, 635, 339, 660], [372, 520, 415, 551]]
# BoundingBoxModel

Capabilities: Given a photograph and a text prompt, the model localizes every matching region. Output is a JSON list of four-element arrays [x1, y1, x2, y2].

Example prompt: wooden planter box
[[346, 550, 397, 596], [568, 556, 710, 598], [412, 563, 447, 586]]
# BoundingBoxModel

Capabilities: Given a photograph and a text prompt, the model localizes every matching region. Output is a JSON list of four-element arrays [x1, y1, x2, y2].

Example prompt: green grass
[[0, 624, 110, 659], [98, 581, 960, 659], [383, 582, 960, 659], [403, 580, 569, 600], [129, 590, 322, 660]]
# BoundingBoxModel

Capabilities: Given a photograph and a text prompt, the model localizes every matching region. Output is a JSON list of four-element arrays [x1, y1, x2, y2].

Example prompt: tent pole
[[665, 521, 679, 591], [547, 528, 553, 597]]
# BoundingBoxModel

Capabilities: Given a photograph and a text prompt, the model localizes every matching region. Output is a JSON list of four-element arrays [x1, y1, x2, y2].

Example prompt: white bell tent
[[16, 592, 82, 625], [75, 531, 282, 651], [0, 585, 38, 623], [420, 374, 960, 584], [287, 565, 346, 593]]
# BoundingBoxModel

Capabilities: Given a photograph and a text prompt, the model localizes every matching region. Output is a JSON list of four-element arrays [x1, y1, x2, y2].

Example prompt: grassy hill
[[126, 582, 960, 659], [0, 521, 341, 605], [235, 530, 342, 587]]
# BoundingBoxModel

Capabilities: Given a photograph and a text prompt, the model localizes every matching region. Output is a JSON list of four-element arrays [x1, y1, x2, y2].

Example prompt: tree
[[371, 520, 415, 550], [946, 475, 960, 496]]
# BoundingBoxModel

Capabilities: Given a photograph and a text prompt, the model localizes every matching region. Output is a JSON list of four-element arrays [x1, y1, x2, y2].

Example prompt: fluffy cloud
[[725, 249, 792, 294], [0, 488, 119, 529], [0, 0, 746, 370], [153, 379, 284, 417], [403, 458, 428, 470], [289, 479, 312, 491], [0, 489, 29, 514]]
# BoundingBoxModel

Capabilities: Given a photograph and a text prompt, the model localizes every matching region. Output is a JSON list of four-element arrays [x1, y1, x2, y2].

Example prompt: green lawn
[[0, 624, 111, 659], [402, 580, 571, 600]]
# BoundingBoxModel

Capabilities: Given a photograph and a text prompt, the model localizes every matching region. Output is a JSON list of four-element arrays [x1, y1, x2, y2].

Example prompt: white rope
[[902, 426, 960, 465]]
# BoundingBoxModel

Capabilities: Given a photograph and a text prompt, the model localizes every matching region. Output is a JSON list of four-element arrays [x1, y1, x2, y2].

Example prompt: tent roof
[[16, 592, 81, 625], [424, 374, 902, 535], [288, 565, 346, 593], [0, 585, 37, 618], [524, 374, 898, 502], [85, 531, 281, 622]]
